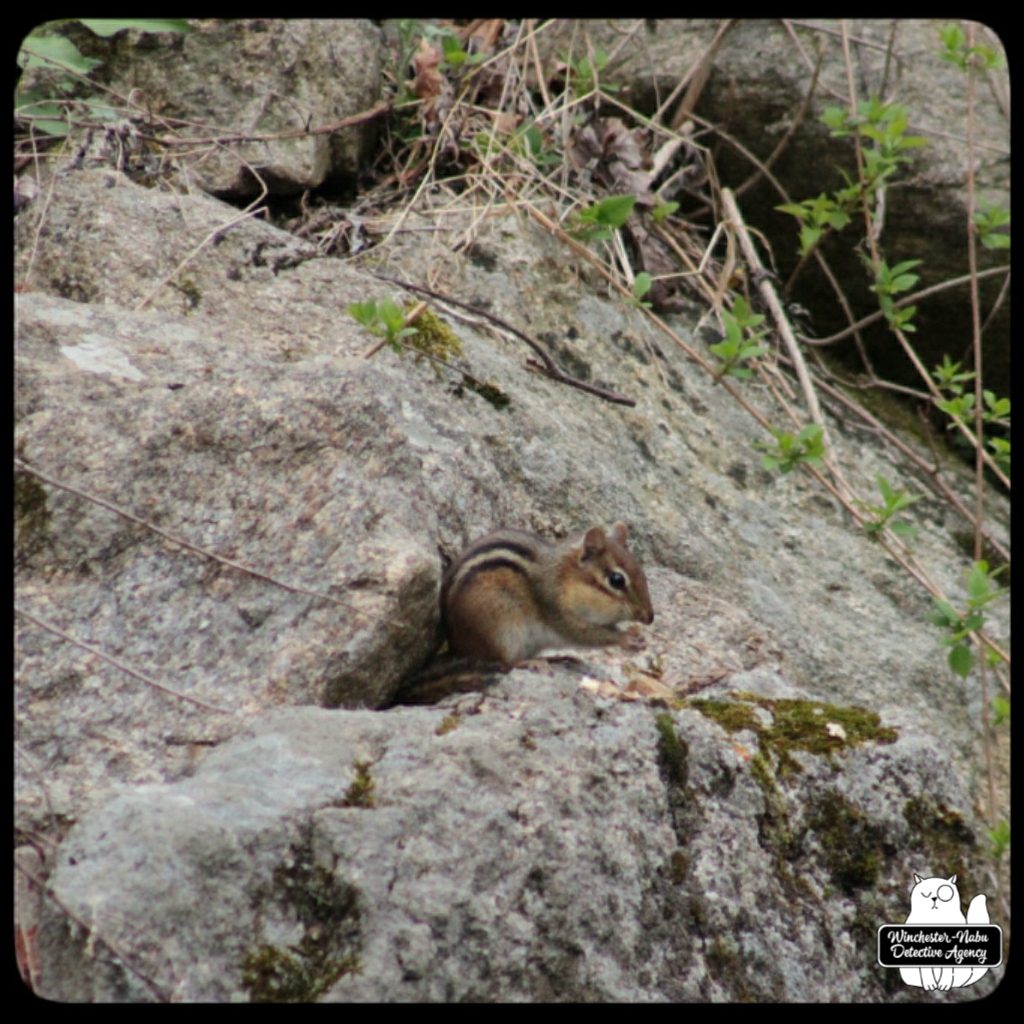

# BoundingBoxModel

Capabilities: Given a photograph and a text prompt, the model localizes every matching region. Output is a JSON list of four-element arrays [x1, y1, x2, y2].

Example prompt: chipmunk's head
[[565, 521, 654, 626]]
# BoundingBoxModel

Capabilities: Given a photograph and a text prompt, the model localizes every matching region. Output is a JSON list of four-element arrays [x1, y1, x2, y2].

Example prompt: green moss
[[808, 790, 888, 893], [902, 796, 977, 896], [461, 376, 512, 409], [338, 760, 376, 809], [403, 304, 463, 366], [669, 850, 689, 883], [654, 712, 688, 786], [688, 692, 901, 907], [690, 692, 898, 777], [14, 468, 52, 559], [242, 845, 362, 1002], [435, 714, 460, 736]]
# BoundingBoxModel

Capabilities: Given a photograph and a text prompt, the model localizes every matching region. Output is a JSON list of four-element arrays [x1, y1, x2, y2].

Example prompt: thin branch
[[800, 266, 1009, 346], [16, 605, 233, 715], [371, 273, 637, 406], [138, 99, 390, 147], [14, 459, 353, 609], [15, 860, 171, 1002], [720, 188, 849, 499]]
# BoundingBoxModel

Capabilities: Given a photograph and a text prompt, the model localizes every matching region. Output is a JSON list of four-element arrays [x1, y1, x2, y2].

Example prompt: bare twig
[[14, 458, 355, 609], [371, 273, 636, 406], [138, 99, 390, 147], [720, 188, 850, 499], [652, 20, 734, 128], [15, 860, 171, 1002], [799, 266, 1009, 346], [734, 49, 824, 200], [16, 605, 233, 715]]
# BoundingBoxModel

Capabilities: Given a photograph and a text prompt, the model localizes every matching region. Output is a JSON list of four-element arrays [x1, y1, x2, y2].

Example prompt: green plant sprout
[[754, 424, 825, 474], [348, 297, 420, 351], [867, 257, 922, 332], [510, 123, 560, 169], [629, 272, 652, 309], [433, 30, 487, 71], [855, 474, 923, 538], [562, 49, 618, 94], [651, 200, 679, 223], [932, 354, 1011, 447], [387, 19, 426, 106], [775, 191, 854, 257], [974, 203, 1011, 250], [990, 696, 1009, 728], [821, 98, 928, 179], [986, 819, 1009, 864], [779, 98, 926, 262], [709, 296, 769, 380], [935, 390, 1010, 429], [940, 23, 1005, 73], [928, 560, 1006, 678], [930, 355, 1011, 466], [569, 194, 636, 242], [931, 353, 976, 394]]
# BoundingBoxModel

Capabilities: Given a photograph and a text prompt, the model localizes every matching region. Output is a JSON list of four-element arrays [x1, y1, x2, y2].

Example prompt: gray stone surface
[[35, 672, 1002, 1000]]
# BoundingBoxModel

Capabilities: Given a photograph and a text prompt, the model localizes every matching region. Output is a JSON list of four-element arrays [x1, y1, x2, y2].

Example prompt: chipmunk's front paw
[[619, 624, 647, 651]]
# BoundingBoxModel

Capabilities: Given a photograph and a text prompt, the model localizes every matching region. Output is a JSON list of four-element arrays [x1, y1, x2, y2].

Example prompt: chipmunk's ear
[[609, 521, 628, 546], [581, 525, 607, 558]]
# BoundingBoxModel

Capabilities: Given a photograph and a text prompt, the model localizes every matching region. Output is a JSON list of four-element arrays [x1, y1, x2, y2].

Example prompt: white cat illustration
[[899, 873, 989, 991]]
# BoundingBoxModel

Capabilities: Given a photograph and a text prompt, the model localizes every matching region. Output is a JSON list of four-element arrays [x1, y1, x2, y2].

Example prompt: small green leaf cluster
[[868, 257, 922, 333], [939, 24, 1005, 73], [990, 697, 1009, 728], [755, 424, 825, 474], [570, 195, 636, 242], [974, 203, 1010, 250], [430, 28, 487, 71], [388, 19, 425, 106], [986, 819, 1010, 864], [562, 49, 619, 95], [510, 123, 560, 169], [779, 98, 926, 260], [855, 474, 922, 538], [652, 200, 679, 223], [348, 297, 419, 351], [931, 355, 1010, 467], [928, 561, 1005, 678], [709, 296, 769, 380], [776, 191, 855, 257], [821, 97, 928, 181]]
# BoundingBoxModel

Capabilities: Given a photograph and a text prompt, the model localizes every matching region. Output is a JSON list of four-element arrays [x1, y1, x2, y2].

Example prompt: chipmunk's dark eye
[[607, 571, 627, 591]]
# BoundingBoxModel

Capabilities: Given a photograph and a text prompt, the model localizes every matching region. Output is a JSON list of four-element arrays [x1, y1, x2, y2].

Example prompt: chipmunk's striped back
[[440, 523, 653, 664]]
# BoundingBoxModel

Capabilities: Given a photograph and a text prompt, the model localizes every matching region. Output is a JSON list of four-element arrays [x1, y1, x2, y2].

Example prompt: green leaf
[[931, 598, 960, 627], [79, 19, 193, 36], [19, 35, 101, 74], [948, 644, 973, 678], [652, 201, 678, 223], [348, 299, 378, 327], [966, 562, 992, 601], [592, 195, 637, 228]]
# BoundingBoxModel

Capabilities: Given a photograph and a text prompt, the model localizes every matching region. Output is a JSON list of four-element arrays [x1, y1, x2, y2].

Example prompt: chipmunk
[[390, 522, 654, 706], [441, 521, 654, 664]]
